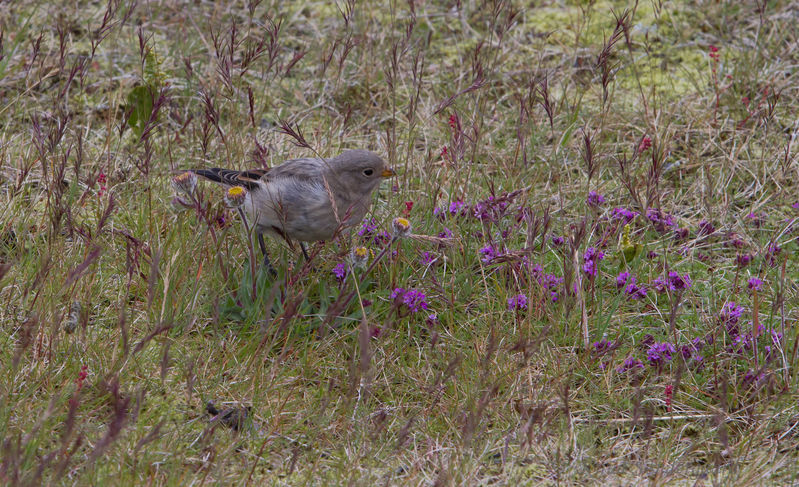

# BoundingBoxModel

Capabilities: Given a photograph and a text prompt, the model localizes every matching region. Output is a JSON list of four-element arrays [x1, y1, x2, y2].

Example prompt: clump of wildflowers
[[332, 262, 347, 282], [587, 191, 605, 208], [625, 282, 648, 300], [765, 243, 781, 267], [617, 355, 644, 373], [358, 218, 391, 247], [647, 342, 676, 369], [592, 337, 617, 356], [719, 302, 745, 337], [698, 219, 716, 236], [507, 294, 528, 311], [582, 247, 605, 277], [612, 207, 638, 223], [390, 287, 429, 314], [615, 272, 631, 288], [747, 277, 763, 293], [736, 253, 752, 268], [479, 244, 498, 263], [646, 208, 676, 233], [472, 194, 512, 222], [668, 271, 692, 290], [653, 272, 692, 293]]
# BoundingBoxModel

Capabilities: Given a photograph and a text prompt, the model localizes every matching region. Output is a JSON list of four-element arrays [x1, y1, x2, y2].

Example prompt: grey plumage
[[191, 149, 394, 247]]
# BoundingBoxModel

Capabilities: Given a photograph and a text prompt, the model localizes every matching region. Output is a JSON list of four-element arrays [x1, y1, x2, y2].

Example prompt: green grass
[[1, 0, 799, 485]]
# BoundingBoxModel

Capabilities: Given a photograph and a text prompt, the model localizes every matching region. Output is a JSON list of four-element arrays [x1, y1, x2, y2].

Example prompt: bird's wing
[[192, 157, 327, 189], [262, 157, 327, 182], [190, 168, 268, 190]]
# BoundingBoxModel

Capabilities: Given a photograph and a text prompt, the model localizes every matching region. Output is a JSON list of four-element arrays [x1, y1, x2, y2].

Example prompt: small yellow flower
[[171, 171, 197, 196], [224, 186, 248, 208], [391, 217, 412, 238], [349, 245, 371, 269]]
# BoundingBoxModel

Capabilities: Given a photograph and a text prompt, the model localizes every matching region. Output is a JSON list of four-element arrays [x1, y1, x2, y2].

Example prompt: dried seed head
[[171, 171, 197, 196]]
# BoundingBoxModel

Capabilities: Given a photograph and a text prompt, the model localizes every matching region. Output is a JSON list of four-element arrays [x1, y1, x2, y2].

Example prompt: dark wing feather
[[191, 168, 268, 190]]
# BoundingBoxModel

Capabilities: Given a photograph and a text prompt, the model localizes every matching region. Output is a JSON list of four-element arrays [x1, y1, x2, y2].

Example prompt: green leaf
[[126, 85, 154, 138]]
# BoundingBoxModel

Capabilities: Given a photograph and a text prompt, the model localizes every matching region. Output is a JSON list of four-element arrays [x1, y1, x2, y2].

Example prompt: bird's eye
[[363, 168, 374, 176]]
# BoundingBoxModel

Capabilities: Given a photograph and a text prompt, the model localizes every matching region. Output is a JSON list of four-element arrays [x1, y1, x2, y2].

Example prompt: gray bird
[[190, 149, 395, 269]]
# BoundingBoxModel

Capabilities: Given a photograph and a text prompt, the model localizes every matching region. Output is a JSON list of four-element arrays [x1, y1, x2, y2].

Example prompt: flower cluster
[[507, 294, 528, 311], [332, 262, 347, 281], [646, 208, 676, 233], [358, 218, 391, 247], [390, 287, 429, 313], [653, 272, 692, 293], [479, 244, 498, 263], [612, 207, 638, 223], [646, 342, 677, 368], [587, 191, 605, 208], [747, 277, 763, 293], [582, 247, 605, 277], [617, 355, 644, 373]]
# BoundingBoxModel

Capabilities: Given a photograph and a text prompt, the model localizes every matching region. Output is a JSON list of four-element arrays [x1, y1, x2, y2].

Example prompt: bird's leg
[[257, 233, 277, 277], [300, 242, 311, 262]]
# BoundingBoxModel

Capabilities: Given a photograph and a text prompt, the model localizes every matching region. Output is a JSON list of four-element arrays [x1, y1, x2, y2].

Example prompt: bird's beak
[[381, 168, 396, 178]]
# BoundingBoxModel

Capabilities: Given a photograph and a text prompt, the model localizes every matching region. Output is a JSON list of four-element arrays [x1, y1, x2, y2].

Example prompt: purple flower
[[332, 262, 347, 281], [391, 287, 429, 313], [673, 227, 689, 241], [592, 337, 615, 355], [747, 277, 763, 293], [612, 207, 638, 223], [698, 220, 716, 236], [719, 302, 744, 337], [472, 195, 510, 222], [438, 227, 453, 239], [616, 272, 631, 288], [617, 355, 645, 373], [646, 342, 677, 368], [479, 245, 498, 263], [426, 313, 438, 327], [652, 276, 673, 294], [725, 234, 745, 248], [668, 271, 692, 290], [551, 235, 564, 247], [507, 294, 528, 311], [587, 191, 606, 207], [625, 283, 648, 300], [736, 253, 752, 268], [358, 218, 378, 237], [448, 200, 467, 216], [582, 247, 605, 277], [540, 274, 564, 302], [420, 251, 436, 266], [647, 208, 676, 233], [766, 243, 782, 267]]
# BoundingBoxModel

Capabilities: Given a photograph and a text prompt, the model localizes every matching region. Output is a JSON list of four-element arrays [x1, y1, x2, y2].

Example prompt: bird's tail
[[190, 168, 267, 190]]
